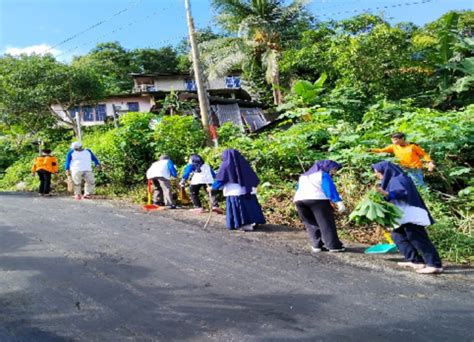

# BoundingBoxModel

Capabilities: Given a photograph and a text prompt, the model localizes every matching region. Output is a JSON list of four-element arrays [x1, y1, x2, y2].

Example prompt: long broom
[[203, 187, 213, 229], [143, 179, 161, 211]]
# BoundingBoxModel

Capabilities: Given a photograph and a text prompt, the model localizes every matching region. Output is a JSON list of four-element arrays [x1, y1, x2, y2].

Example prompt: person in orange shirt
[[31, 149, 59, 196], [371, 132, 435, 186]]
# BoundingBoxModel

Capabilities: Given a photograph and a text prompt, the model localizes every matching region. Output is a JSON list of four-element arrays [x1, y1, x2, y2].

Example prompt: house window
[[96, 104, 107, 121], [69, 106, 79, 119], [127, 102, 140, 112], [185, 79, 197, 91], [82, 106, 94, 121], [225, 76, 241, 89]]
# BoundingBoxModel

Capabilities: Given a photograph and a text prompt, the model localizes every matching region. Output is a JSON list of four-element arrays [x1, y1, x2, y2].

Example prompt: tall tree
[[131, 46, 179, 74], [0, 54, 104, 137], [72, 41, 133, 95], [209, 0, 310, 105]]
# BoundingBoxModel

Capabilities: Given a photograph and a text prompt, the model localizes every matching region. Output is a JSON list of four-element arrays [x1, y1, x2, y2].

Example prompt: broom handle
[[147, 180, 152, 205], [203, 188, 213, 229]]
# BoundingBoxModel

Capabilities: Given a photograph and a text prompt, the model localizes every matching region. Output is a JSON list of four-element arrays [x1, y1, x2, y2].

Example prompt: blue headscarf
[[303, 160, 342, 176], [372, 161, 434, 224], [190, 154, 204, 173], [215, 149, 260, 194]]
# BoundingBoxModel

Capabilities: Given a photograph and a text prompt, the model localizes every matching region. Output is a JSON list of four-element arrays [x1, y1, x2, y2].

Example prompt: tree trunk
[[272, 64, 283, 106]]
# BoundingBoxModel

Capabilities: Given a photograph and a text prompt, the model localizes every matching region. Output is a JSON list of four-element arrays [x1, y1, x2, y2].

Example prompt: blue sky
[[0, 0, 472, 61]]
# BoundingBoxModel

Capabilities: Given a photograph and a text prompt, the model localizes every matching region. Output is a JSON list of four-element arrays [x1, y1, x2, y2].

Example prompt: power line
[[315, 0, 435, 18], [313, 0, 395, 12], [55, 4, 180, 58], [42, 0, 144, 55]]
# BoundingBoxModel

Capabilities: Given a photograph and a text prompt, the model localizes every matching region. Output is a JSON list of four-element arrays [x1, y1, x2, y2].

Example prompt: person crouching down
[[65, 142, 100, 200], [212, 149, 265, 231], [146, 154, 177, 209], [372, 161, 443, 274], [294, 160, 346, 253], [180, 154, 223, 214]]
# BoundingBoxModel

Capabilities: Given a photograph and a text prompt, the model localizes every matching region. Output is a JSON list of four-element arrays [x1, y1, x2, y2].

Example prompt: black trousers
[[37, 170, 52, 194], [189, 184, 219, 208], [391, 223, 442, 268], [295, 200, 343, 250]]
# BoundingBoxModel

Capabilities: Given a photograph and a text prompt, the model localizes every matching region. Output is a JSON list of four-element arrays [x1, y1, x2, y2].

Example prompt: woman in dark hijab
[[180, 154, 222, 214], [294, 160, 346, 253], [373, 161, 442, 274], [212, 149, 265, 231]]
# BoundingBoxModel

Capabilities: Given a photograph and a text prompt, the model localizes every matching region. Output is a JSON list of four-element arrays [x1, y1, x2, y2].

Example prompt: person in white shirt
[[65, 141, 100, 200], [372, 161, 443, 274], [212, 149, 265, 231], [294, 160, 346, 253], [180, 154, 223, 214], [146, 154, 178, 209]]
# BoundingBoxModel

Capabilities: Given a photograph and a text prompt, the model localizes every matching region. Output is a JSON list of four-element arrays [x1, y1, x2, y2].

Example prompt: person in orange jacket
[[31, 149, 59, 196], [370, 132, 435, 186]]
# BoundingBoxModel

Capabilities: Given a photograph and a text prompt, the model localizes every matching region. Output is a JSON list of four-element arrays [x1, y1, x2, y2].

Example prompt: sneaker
[[83, 194, 92, 199], [165, 205, 176, 209], [328, 247, 346, 253], [212, 207, 224, 214], [311, 246, 323, 253], [241, 224, 254, 231], [74, 195, 81, 200], [397, 261, 425, 270], [416, 266, 444, 274], [190, 208, 205, 214]]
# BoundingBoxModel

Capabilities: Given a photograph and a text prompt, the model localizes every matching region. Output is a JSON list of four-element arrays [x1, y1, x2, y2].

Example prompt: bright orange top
[[32, 156, 59, 173], [371, 144, 432, 169]]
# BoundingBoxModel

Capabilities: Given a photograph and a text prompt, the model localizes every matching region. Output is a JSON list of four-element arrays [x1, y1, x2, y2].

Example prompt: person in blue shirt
[[294, 160, 346, 253], [146, 154, 178, 209], [65, 141, 100, 200], [180, 154, 223, 214]]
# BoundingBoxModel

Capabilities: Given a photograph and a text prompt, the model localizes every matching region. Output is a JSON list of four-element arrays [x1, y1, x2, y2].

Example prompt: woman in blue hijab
[[294, 160, 346, 253], [180, 154, 223, 214], [212, 149, 265, 231], [373, 161, 443, 274]]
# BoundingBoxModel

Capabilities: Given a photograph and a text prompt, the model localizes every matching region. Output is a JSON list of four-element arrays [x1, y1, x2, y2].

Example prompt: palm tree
[[208, 0, 309, 105]]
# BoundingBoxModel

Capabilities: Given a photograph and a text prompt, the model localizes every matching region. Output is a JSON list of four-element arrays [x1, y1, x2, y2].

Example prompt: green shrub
[[153, 115, 206, 165], [0, 153, 38, 190]]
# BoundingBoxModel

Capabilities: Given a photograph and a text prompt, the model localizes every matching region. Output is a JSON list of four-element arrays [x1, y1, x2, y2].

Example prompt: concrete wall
[[154, 76, 188, 91], [50, 95, 153, 126], [153, 76, 240, 91]]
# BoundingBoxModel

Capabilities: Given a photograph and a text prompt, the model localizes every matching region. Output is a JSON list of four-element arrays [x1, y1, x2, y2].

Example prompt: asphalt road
[[0, 192, 473, 342]]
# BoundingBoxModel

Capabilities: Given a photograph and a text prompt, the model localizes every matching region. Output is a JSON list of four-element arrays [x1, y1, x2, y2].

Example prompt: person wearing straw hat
[[65, 141, 100, 200]]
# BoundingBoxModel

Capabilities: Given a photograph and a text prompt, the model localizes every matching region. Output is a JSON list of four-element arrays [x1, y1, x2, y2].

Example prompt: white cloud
[[4, 44, 62, 57]]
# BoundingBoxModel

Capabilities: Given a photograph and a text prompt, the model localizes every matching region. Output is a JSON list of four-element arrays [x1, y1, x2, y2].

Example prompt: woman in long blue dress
[[212, 149, 266, 231], [373, 161, 443, 274]]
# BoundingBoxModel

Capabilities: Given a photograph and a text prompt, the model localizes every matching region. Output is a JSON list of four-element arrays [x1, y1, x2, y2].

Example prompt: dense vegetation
[[0, 3, 472, 263]]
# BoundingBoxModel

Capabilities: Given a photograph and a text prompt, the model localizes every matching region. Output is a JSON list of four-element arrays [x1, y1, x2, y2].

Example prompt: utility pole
[[184, 0, 212, 146], [75, 110, 82, 141]]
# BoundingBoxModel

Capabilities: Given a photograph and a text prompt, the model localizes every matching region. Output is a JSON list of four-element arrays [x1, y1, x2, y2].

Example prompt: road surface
[[0, 192, 473, 341]]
